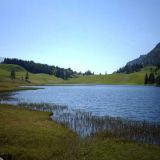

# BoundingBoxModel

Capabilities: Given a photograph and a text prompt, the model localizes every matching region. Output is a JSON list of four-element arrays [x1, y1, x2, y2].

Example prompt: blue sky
[[0, 0, 160, 74]]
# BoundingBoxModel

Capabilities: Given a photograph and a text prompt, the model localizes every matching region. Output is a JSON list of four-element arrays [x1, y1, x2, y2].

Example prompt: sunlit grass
[[0, 104, 80, 160], [65, 72, 147, 85]]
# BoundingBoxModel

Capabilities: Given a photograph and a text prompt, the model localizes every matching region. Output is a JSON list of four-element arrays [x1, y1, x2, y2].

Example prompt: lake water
[[3, 85, 160, 123]]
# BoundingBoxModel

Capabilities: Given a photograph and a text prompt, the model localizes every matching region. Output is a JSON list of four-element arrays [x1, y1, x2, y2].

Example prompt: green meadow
[[66, 66, 155, 85], [66, 72, 145, 85]]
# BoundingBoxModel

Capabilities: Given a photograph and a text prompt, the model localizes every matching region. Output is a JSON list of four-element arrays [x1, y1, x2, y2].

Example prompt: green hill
[[0, 64, 63, 84], [0, 64, 26, 72], [3, 58, 76, 79], [0, 64, 64, 92]]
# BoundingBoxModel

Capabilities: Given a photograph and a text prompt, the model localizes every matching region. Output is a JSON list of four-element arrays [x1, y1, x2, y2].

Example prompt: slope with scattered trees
[[116, 42, 160, 74], [3, 58, 95, 80], [3, 58, 76, 80]]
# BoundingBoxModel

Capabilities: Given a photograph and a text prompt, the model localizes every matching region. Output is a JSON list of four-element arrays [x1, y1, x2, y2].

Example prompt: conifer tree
[[25, 72, 29, 81], [144, 73, 148, 84], [148, 73, 155, 84], [10, 69, 16, 80], [156, 75, 160, 85]]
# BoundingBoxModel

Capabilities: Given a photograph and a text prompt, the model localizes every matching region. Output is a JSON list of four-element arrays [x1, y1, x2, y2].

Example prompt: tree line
[[4, 58, 74, 79], [116, 64, 143, 74], [144, 67, 160, 86], [4, 58, 94, 79]]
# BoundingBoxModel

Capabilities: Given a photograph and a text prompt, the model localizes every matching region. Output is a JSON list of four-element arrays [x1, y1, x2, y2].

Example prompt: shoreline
[[2, 102, 160, 145], [0, 83, 157, 94]]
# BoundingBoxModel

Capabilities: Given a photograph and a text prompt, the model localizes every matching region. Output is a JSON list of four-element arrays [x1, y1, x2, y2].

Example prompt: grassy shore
[[0, 104, 160, 160], [85, 132, 160, 160], [0, 104, 80, 160]]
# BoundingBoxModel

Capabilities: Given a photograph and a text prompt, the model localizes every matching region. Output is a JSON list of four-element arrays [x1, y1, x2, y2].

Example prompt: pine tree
[[25, 72, 29, 81], [144, 73, 148, 84], [10, 69, 16, 80], [148, 73, 155, 84], [63, 70, 67, 80], [156, 75, 160, 85]]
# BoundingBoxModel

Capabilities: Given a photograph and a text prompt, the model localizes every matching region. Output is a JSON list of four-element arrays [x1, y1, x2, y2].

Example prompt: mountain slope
[[127, 42, 160, 66]]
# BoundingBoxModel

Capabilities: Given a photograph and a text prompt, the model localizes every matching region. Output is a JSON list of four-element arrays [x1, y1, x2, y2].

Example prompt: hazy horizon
[[0, 0, 160, 73]]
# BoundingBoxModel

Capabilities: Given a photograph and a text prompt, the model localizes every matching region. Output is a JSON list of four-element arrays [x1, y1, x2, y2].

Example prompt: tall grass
[[17, 102, 67, 112], [17, 102, 160, 145], [52, 108, 160, 144]]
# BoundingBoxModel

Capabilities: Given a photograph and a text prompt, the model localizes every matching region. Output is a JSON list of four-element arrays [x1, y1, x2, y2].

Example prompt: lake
[[2, 85, 160, 123]]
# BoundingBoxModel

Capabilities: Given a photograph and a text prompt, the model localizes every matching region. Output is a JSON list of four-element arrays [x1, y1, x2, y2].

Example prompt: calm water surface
[[2, 85, 160, 122]]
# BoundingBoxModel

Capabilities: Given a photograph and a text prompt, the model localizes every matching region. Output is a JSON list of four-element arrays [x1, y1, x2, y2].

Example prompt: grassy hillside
[[0, 64, 64, 91], [0, 64, 63, 84], [0, 104, 160, 160], [65, 67, 153, 85]]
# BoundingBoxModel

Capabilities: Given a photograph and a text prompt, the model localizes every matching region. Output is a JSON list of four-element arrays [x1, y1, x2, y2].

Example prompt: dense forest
[[116, 64, 143, 74], [3, 58, 94, 79], [144, 66, 160, 86]]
